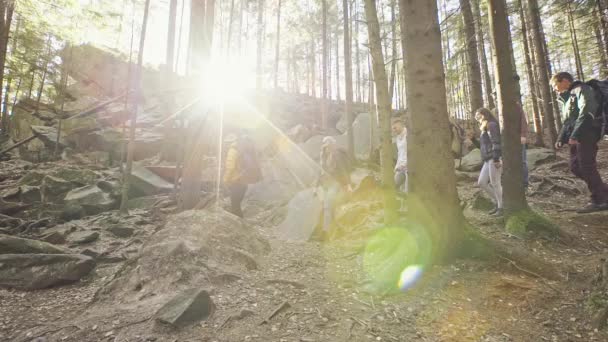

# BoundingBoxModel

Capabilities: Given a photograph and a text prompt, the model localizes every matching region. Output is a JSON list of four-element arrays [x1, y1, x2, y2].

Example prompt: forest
[[0, 0, 608, 341]]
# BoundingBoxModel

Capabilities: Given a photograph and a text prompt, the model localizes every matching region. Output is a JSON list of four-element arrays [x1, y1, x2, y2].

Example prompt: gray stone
[[19, 171, 46, 186], [40, 231, 66, 244], [68, 231, 99, 244], [0, 253, 95, 289], [61, 204, 86, 221], [286, 124, 312, 143], [107, 226, 134, 238], [459, 149, 483, 172], [129, 164, 173, 196], [277, 189, 323, 241], [0, 234, 70, 254], [30, 125, 67, 147], [20, 185, 41, 203], [527, 148, 556, 170], [155, 288, 215, 327], [51, 168, 98, 186], [81, 248, 100, 258], [351, 112, 380, 160], [64, 185, 116, 214], [41, 175, 76, 202]]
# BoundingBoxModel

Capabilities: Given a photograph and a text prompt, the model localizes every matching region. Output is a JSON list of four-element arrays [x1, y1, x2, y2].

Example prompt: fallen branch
[[259, 301, 291, 325], [0, 135, 38, 156], [499, 256, 561, 294]]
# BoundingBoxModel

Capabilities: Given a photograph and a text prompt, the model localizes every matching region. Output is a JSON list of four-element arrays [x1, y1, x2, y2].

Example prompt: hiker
[[314, 136, 352, 233], [391, 118, 408, 192], [552, 72, 608, 213], [475, 107, 503, 216], [517, 101, 530, 188], [223, 132, 262, 218]]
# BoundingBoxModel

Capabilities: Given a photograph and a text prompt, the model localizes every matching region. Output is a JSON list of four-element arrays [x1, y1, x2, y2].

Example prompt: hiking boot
[[576, 202, 608, 214], [491, 208, 504, 217], [487, 207, 498, 215]]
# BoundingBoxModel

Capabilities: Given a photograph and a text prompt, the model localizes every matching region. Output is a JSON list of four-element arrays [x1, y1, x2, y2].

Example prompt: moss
[[505, 209, 559, 238]]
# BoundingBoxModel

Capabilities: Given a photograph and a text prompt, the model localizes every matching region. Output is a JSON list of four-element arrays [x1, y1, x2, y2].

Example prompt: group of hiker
[[219, 70, 608, 235]]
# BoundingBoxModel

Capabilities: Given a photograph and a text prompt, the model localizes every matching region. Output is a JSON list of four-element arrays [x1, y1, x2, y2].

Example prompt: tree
[[460, 0, 483, 116], [362, 0, 397, 224], [321, 0, 328, 129], [273, 0, 281, 88], [0, 0, 14, 134], [527, 0, 558, 146], [343, 0, 354, 159], [472, 0, 494, 110], [256, 0, 264, 89]]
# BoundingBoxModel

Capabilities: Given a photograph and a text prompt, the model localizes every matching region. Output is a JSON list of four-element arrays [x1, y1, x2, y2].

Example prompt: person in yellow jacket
[[223, 132, 262, 218]]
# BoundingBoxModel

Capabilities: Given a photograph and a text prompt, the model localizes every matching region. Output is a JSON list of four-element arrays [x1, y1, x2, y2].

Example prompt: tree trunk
[[401, 0, 465, 258], [174, 0, 186, 71], [487, 0, 527, 214], [518, 0, 543, 147], [335, 30, 340, 102], [473, 0, 494, 110], [363, 0, 398, 224], [321, 0, 328, 129], [36, 36, 52, 110], [343, 0, 354, 159], [567, 2, 584, 81], [120, 0, 151, 213], [594, 6, 608, 78], [1, 11, 17, 133], [460, 0, 483, 116], [256, 0, 264, 89], [273, 0, 281, 89], [238, 0, 245, 55], [188, 0, 207, 74], [388, 0, 397, 104], [527, 0, 557, 146], [0, 0, 14, 134], [398, 0, 408, 111], [227, 0, 235, 55], [310, 40, 316, 97], [598, 0, 608, 74], [355, 0, 361, 103], [166, 0, 178, 73]]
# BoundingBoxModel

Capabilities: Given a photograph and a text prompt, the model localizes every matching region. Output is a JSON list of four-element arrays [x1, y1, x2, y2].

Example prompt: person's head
[[551, 72, 574, 94], [321, 136, 337, 152], [475, 107, 496, 124], [391, 118, 405, 136]]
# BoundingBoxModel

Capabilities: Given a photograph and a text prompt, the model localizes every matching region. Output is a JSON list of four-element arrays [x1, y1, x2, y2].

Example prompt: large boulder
[[351, 112, 380, 160], [155, 288, 215, 327], [0, 234, 70, 254], [277, 189, 323, 241], [64, 185, 116, 214], [129, 164, 173, 196], [41, 175, 77, 202], [246, 159, 303, 205], [459, 148, 483, 172], [0, 253, 95, 289], [527, 148, 556, 170], [30, 125, 67, 148]]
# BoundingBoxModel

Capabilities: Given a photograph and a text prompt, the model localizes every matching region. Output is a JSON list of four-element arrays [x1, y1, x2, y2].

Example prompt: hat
[[224, 133, 238, 143], [321, 136, 336, 148]]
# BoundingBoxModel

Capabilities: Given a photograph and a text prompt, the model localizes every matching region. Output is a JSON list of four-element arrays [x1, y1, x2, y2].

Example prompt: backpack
[[583, 79, 608, 136], [237, 138, 262, 184]]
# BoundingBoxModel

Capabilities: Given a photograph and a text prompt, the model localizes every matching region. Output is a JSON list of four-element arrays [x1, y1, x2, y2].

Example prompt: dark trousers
[[228, 183, 248, 217], [569, 136, 608, 205]]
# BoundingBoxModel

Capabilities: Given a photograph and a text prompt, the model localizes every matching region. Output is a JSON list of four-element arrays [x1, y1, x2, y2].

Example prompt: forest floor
[[3, 140, 608, 342]]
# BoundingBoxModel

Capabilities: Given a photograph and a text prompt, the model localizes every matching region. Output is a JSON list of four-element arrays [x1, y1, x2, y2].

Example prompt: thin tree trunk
[[273, 0, 281, 88], [473, 0, 494, 109], [27, 69, 35, 100], [355, 0, 361, 103], [335, 30, 340, 102], [36, 36, 52, 110], [401, 0, 465, 257], [321, 0, 328, 129], [227, 0, 235, 55], [238, 0, 244, 55], [398, 0, 408, 110], [310, 40, 316, 97], [567, 2, 584, 81], [120, 0, 151, 213], [363, 0, 398, 224], [527, 0, 558, 146], [518, 0, 543, 147], [166, 0, 178, 73], [488, 0, 527, 214], [10, 76, 20, 115], [256, 0, 264, 89], [188, 0, 207, 74], [388, 0, 396, 104], [460, 0, 483, 115], [0, 0, 14, 134], [343, 0, 354, 158], [174, 0, 186, 71], [598, 0, 608, 72], [1, 12, 17, 132], [595, 6, 608, 78]]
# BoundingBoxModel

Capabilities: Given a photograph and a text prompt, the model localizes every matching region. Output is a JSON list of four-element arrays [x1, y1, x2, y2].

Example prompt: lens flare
[[398, 265, 424, 291]]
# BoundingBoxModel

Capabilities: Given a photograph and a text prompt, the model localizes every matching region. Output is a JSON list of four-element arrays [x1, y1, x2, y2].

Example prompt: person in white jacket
[[392, 119, 408, 193]]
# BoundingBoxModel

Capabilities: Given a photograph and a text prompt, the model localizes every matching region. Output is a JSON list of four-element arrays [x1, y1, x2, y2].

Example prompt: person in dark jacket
[[475, 107, 503, 216], [314, 136, 353, 232], [552, 72, 608, 213]]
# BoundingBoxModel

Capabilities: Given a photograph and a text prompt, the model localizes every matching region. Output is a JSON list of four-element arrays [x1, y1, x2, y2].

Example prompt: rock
[[527, 148, 556, 170], [455, 170, 478, 182], [0, 253, 96, 289], [351, 113, 380, 159], [129, 164, 173, 196], [30, 125, 67, 147], [107, 225, 134, 238], [277, 189, 323, 241], [81, 248, 100, 258], [300, 134, 348, 161], [68, 231, 99, 244], [0, 234, 70, 254], [0, 200, 30, 216], [19, 170, 46, 186], [61, 204, 86, 221], [40, 231, 66, 244], [155, 288, 215, 327], [126, 195, 164, 210], [64, 185, 116, 214], [0, 187, 20, 201], [41, 175, 76, 202], [52, 168, 98, 186], [246, 159, 302, 205], [286, 124, 312, 143], [459, 149, 483, 172], [20, 185, 41, 203]]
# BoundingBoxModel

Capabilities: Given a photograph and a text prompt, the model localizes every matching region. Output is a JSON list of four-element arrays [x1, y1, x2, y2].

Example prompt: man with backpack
[[552, 72, 608, 213], [223, 132, 262, 218]]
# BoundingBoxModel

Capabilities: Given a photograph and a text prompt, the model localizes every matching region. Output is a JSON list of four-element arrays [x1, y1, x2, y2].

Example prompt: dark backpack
[[584, 79, 608, 136], [237, 138, 262, 184]]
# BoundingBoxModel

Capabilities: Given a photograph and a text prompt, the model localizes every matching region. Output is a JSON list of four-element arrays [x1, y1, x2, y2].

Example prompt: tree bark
[[273, 0, 281, 89], [460, 0, 483, 116], [488, 0, 527, 214], [355, 0, 361, 103], [321, 0, 328, 129], [335, 30, 340, 102], [0, 0, 14, 134], [518, 0, 543, 147], [188, 0, 207, 74], [227, 0, 235, 55], [527, 0, 557, 146], [473, 0, 494, 110], [120, 0, 151, 213], [166, 0, 178, 73], [401, 0, 465, 258], [388, 0, 397, 104], [566, 2, 584, 81], [398, 0, 408, 111], [343, 0, 354, 159], [363, 0, 397, 224]]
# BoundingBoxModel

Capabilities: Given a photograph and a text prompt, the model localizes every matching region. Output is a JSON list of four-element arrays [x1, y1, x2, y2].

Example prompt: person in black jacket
[[475, 107, 503, 216]]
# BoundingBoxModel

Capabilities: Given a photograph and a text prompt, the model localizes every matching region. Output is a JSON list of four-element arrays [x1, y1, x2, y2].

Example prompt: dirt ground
[[3, 141, 608, 342]]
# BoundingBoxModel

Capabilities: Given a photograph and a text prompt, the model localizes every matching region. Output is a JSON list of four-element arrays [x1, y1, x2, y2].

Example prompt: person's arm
[[570, 85, 599, 141], [488, 121, 501, 162]]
